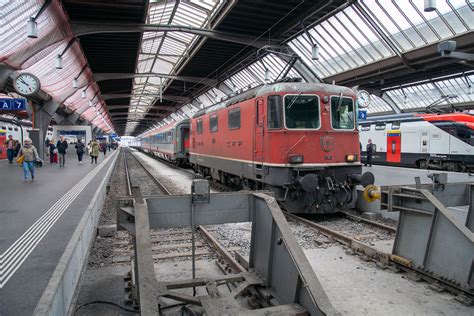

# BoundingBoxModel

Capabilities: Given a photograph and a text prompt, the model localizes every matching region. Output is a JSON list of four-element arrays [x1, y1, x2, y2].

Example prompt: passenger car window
[[267, 95, 282, 129], [210, 114, 218, 132], [391, 122, 400, 130], [284, 95, 320, 129], [360, 124, 371, 131], [375, 124, 386, 131], [330, 96, 354, 130], [196, 119, 203, 134], [228, 108, 240, 129]]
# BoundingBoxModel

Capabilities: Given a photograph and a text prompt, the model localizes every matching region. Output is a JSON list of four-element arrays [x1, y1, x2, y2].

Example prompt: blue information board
[[0, 98, 27, 111], [358, 109, 367, 120]]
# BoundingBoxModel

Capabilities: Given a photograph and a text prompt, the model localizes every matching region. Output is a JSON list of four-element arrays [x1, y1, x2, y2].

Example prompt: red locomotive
[[188, 80, 374, 213]]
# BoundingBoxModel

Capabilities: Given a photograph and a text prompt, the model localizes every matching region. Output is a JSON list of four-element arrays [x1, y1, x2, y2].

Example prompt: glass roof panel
[[126, 0, 225, 134], [366, 95, 394, 114], [381, 72, 474, 112]]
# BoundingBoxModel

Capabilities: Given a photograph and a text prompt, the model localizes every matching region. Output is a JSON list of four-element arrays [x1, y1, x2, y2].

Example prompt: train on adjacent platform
[[359, 113, 474, 172], [135, 80, 375, 214]]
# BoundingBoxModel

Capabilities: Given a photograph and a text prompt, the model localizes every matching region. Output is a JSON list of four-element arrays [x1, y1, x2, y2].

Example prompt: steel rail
[[125, 148, 172, 195], [284, 212, 392, 264], [198, 225, 245, 273], [341, 212, 397, 233], [286, 211, 474, 301], [122, 150, 132, 196]]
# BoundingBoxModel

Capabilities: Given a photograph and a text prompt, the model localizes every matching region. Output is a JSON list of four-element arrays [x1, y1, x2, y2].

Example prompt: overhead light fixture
[[89, 100, 93, 107], [55, 54, 63, 69], [424, 0, 436, 12], [27, 17, 37, 38], [264, 68, 270, 81], [72, 78, 78, 89], [81, 89, 86, 99], [311, 43, 320, 60]]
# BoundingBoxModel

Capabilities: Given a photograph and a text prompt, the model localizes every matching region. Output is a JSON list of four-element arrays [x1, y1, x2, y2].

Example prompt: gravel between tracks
[[87, 151, 130, 267], [126, 151, 166, 195]]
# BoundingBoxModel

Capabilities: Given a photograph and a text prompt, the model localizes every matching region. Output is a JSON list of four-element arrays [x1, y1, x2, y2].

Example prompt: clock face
[[13, 73, 41, 96], [356, 90, 371, 108]]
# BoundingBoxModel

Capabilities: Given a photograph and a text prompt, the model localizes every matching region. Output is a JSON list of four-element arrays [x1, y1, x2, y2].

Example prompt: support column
[[381, 92, 402, 114], [279, 49, 323, 83], [217, 82, 233, 95], [66, 112, 80, 125], [35, 99, 60, 159], [0, 63, 14, 89]]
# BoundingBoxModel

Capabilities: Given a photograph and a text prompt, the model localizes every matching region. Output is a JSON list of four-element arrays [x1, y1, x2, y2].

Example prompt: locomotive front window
[[284, 95, 320, 129], [330, 96, 354, 130]]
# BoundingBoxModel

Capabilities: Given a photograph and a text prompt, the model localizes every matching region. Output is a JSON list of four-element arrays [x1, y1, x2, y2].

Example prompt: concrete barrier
[[34, 151, 119, 316]]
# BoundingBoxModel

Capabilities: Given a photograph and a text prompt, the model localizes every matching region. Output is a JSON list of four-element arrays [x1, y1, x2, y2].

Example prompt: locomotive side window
[[196, 119, 203, 134], [330, 96, 354, 130], [210, 114, 218, 132], [284, 95, 320, 129], [267, 95, 282, 129], [391, 121, 401, 130], [228, 108, 240, 129]]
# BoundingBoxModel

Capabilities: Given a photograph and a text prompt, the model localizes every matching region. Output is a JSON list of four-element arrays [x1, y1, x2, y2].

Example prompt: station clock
[[13, 73, 41, 97]]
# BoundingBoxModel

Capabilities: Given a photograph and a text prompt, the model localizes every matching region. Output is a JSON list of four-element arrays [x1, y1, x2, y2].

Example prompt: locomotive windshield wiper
[[286, 89, 304, 109]]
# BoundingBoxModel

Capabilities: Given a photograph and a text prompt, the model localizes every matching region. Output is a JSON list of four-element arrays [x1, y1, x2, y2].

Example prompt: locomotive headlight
[[346, 154, 357, 162], [289, 154, 304, 164]]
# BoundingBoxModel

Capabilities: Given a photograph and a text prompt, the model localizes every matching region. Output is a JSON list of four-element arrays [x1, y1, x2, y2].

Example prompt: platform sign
[[358, 109, 367, 120], [0, 98, 27, 111]]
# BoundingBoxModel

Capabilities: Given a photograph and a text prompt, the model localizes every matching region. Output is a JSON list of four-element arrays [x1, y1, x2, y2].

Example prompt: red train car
[[190, 81, 373, 213]]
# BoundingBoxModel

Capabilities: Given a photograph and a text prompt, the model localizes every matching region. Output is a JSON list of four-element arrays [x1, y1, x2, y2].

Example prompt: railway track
[[117, 148, 241, 264], [285, 212, 473, 304], [123, 148, 171, 195]]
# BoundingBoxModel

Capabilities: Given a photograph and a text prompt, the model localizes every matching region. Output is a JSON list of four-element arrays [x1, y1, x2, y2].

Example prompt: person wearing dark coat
[[49, 138, 57, 163], [56, 136, 69, 168], [365, 139, 374, 167], [75, 139, 85, 164]]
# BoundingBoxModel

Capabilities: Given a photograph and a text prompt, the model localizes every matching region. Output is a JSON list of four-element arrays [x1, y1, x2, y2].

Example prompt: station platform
[[0, 150, 118, 315], [363, 164, 474, 186], [358, 165, 474, 220]]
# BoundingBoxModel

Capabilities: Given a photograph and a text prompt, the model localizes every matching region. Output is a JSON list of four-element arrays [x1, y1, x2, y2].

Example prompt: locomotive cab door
[[253, 98, 265, 173]]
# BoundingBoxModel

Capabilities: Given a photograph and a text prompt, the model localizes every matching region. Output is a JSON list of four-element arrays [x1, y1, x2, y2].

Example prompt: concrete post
[[66, 112, 80, 125], [381, 92, 402, 114], [0, 63, 14, 89], [279, 48, 323, 83], [35, 99, 60, 159]]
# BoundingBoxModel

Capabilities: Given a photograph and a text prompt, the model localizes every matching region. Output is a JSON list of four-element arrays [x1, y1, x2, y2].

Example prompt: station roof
[[1, 0, 473, 135]]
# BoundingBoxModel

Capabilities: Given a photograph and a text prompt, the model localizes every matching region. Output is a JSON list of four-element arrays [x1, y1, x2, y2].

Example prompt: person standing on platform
[[14, 139, 21, 157], [365, 139, 374, 167], [45, 138, 50, 157], [90, 138, 100, 164], [100, 141, 107, 157], [4, 135, 17, 164], [17, 138, 40, 182], [49, 138, 57, 164], [75, 139, 85, 164], [57, 136, 68, 168]]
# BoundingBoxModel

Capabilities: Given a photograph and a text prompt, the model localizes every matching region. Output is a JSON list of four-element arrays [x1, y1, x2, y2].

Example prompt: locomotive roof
[[192, 82, 356, 118]]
